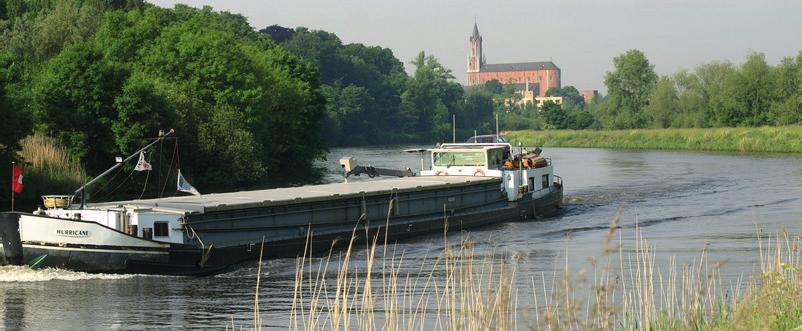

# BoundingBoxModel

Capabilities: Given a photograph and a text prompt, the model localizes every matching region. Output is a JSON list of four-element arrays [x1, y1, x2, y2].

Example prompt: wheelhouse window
[[154, 222, 169, 237], [542, 175, 549, 189], [487, 149, 504, 168], [433, 151, 486, 167]]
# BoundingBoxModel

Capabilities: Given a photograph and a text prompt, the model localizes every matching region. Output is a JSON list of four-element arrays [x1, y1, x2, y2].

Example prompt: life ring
[[473, 169, 485, 176]]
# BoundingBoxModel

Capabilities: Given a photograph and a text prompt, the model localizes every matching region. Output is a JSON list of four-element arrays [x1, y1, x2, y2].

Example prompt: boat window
[[487, 149, 504, 168], [154, 222, 169, 237], [433, 151, 486, 167], [542, 175, 549, 189]]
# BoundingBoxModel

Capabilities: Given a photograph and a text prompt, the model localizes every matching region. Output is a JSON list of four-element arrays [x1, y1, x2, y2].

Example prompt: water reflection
[[3, 288, 25, 330]]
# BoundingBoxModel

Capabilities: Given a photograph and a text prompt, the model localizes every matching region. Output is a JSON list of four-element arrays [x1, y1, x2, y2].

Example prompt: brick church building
[[466, 23, 561, 97]]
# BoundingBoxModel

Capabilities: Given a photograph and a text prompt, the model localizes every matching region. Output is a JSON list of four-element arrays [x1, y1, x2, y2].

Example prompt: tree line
[[482, 49, 802, 132], [595, 49, 802, 129]]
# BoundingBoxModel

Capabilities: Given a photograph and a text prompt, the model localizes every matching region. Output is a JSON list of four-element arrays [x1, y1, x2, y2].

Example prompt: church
[[466, 23, 561, 97]]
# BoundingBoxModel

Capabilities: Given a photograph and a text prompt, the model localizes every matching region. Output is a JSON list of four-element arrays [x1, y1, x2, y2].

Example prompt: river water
[[2, 147, 802, 330]]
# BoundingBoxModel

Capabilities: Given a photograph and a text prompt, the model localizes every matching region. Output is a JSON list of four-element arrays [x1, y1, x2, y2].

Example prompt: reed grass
[[17, 133, 86, 201], [243, 210, 802, 330], [505, 126, 802, 154]]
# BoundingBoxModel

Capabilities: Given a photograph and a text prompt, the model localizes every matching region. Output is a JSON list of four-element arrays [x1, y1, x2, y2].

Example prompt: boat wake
[[0, 265, 137, 282]]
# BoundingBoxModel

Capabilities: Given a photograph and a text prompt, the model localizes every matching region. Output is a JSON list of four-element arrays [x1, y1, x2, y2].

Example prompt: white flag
[[177, 170, 200, 196], [134, 152, 152, 171]]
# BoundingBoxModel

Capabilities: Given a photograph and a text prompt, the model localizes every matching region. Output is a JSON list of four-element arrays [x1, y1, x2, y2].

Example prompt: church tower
[[467, 22, 483, 73]]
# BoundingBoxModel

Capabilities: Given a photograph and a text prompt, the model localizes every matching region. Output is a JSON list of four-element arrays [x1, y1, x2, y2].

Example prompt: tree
[[460, 89, 494, 132], [0, 52, 32, 203], [540, 101, 567, 129], [545, 86, 584, 109], [33, 0, 102, 60], [768, 55, 801, 125], [599, 49, 658, 129], [399, 51, 463, 140], [31, 43, 128, 173], [563, 110, 596, 129], [136, 13, 325, 188], [483, 79, 502, 94], [259, 24, 295, 43], [280, 28, 345, 84], [723, 52, 775, 126], [676, 62, 738, 127], [643, 77, 680, 128]]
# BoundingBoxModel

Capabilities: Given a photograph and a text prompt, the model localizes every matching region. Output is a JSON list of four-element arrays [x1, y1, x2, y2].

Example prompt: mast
[[75, 129, 175, 207]]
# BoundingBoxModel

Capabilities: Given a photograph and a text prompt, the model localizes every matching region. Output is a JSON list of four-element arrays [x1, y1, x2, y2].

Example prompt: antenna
[[452, 114, 456, 144], [496, 113, 499, 142]]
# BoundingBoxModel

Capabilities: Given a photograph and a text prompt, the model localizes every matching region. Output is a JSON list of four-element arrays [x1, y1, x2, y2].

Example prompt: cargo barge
[[0, 135, 562, 275]]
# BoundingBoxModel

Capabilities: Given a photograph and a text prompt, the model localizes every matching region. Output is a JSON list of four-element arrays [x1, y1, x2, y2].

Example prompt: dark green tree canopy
[[598, 49, 658, 129], [2, 3, 326, 193]]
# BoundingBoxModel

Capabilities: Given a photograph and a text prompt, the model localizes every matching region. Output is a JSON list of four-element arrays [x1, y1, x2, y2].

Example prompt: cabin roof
[[434, 144, 509, 151]]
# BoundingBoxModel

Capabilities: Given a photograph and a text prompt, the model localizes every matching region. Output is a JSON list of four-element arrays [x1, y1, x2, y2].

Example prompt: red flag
[[11, 163, 24, 193]]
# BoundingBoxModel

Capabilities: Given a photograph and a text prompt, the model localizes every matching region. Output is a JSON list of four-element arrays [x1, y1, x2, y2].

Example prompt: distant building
[[466, 23, 561, 97], [581, 90, 599, 104], [506, 81, 563, 110], [535, 96, 563, 108]]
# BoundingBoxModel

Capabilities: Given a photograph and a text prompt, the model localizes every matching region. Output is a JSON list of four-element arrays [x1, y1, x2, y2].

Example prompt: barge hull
[[1, 177, 563, 276]]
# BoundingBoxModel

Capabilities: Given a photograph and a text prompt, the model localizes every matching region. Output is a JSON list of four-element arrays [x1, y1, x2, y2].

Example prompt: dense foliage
[[596, 50, 802, 130], [260, 26, 495, 145], [0, 0, 325, 201]]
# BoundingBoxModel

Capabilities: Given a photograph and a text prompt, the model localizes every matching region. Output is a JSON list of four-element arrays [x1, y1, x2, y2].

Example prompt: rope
[[137, 152, 152, 200], [159, 138, 178, 197], [89, 166, 123, 198], [93, 168, 135, 202], [170, 140, 183, 197]]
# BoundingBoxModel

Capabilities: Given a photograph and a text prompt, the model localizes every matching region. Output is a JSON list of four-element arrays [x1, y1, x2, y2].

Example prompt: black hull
[[0, 186, 562, 276]]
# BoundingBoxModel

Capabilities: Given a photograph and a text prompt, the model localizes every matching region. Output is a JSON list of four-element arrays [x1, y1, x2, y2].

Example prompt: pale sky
[[148, 0, 802, 93]]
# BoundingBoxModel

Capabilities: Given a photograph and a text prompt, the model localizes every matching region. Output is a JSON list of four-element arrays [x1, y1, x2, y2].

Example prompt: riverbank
[[504, 126, 802, 153]]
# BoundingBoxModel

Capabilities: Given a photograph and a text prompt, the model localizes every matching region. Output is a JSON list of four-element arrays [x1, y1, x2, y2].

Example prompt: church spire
[[467, 20, 483, 73]]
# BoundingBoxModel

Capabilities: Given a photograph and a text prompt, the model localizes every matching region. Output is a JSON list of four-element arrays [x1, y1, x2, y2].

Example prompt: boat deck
[[90, 176, 501, 214]]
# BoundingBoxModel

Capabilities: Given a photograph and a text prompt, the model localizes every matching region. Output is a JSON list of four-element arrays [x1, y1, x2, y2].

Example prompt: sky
[[149, 0, 802, 93]]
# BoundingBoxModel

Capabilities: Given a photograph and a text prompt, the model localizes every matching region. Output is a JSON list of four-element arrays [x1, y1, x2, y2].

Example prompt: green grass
[[505, 126, 802, 153]]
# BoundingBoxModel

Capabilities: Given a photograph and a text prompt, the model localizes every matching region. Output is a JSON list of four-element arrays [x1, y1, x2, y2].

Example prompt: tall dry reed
[[244, 209, 802, 330], [17, 133, 85, 201]]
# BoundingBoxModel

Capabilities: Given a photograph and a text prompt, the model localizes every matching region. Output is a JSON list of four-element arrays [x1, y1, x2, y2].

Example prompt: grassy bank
[[505, 126, 802, 153]]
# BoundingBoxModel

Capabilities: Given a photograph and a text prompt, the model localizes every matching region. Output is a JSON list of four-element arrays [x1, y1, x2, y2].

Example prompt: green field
[[505, 126, 802, 154]]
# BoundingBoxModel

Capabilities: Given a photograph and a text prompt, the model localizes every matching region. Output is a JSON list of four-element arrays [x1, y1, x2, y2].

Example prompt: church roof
[[481, 61, 559, 72], [472, 23, 480, 38]]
